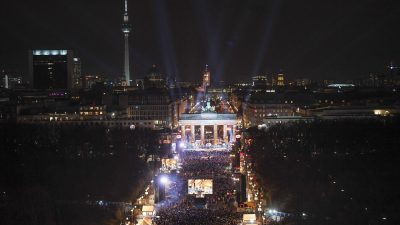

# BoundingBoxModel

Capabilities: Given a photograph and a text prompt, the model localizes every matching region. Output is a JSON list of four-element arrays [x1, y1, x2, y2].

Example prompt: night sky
[[1, 0, 399, 82]]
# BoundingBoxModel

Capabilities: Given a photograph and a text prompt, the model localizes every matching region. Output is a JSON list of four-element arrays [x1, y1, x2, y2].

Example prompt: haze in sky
[[1, 0, 399, 82]]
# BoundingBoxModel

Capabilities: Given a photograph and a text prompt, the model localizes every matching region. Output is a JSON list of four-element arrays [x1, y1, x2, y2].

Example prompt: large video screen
[[162, 158, 177, 171], [188, 179, 213, 196]]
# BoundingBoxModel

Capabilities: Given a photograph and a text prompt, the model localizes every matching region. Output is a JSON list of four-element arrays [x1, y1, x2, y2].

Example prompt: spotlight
[[160, 176, 169, 185]]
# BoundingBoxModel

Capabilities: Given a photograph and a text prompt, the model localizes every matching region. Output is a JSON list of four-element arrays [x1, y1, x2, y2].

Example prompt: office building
[[29, 50, 74, 90], [72, 57, 82, 89]]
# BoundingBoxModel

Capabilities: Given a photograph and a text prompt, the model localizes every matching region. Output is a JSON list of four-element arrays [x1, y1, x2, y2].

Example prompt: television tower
[[121, 0, 132, 86]]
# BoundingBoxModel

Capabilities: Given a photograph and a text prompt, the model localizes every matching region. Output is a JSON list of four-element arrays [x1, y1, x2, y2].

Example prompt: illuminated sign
[[33, 50, 68, 56]]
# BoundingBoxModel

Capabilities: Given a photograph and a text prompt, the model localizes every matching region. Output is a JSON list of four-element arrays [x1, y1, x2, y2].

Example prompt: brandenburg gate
[[179, 112, 238, 145]]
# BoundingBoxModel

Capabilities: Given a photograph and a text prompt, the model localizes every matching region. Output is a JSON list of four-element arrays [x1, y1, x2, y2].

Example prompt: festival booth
[[136, 217, 152, 225], [141, 205, 155, 216], [136, 205, 155, 225]]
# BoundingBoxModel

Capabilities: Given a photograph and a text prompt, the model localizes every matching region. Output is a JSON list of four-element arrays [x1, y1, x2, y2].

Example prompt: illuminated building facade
[[126, 90, 179, 128], [29, 50, 74, 90], [82, 75, 104, 89], [72, 57, 82, 89], [277, 73, 285, 86], [202, 65, 210, 90], [252, 75, 268, 87], [1, 69, 23, 89], [242, 92, 297, 127], [79, 105, 106, 119], [179, 113, 238, 145], [296, 78, 311, 86]]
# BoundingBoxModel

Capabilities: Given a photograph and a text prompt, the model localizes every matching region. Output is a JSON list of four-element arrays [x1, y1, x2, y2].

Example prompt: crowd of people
[[154, 206, 241, 225], [153, 149, 241, 225]]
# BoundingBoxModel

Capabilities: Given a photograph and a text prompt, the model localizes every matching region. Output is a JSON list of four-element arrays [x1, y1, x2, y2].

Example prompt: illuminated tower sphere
[[121, 0, 132, 86]]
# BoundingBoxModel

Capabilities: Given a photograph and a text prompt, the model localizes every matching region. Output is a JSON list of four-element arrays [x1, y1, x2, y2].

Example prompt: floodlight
[[160, 176, 169, 185]]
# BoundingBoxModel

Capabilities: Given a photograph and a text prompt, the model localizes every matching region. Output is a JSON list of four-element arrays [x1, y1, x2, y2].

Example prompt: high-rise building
[[203, 65, 210, 90], [29, 50, 74, 90], [1, 69, 23, 89], [72, 57, 82, 89], [121, 0, 132, 86], [82, 75, 104, 89], [252, 75, 268, 87]]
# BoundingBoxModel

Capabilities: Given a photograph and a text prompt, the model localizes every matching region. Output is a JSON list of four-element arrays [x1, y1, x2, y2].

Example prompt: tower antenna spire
[[122, 0, 132, 86], [125, 0, 127, 12]]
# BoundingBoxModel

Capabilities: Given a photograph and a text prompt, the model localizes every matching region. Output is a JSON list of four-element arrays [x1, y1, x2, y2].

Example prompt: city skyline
[[1, 1, 400, 224], [1, 0, 400, 82]]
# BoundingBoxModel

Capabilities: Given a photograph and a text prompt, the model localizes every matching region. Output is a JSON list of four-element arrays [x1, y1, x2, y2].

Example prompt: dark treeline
[[247, 118, 400, 225], [0, 124, 159, 225]]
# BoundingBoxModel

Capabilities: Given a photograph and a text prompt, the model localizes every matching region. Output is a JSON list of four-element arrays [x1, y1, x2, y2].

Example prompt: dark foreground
[[0, 124, 155, 225], [247, 118, 400, 225]]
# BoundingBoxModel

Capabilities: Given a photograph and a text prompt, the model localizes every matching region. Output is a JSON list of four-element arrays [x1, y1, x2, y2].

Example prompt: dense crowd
[[154, 206, 241, 225], [153, 150, 241, 225]]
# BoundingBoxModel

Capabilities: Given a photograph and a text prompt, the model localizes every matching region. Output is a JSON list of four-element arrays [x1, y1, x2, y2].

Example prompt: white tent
[[243, 213, 257, 224], [142, 205, 155, 216]]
